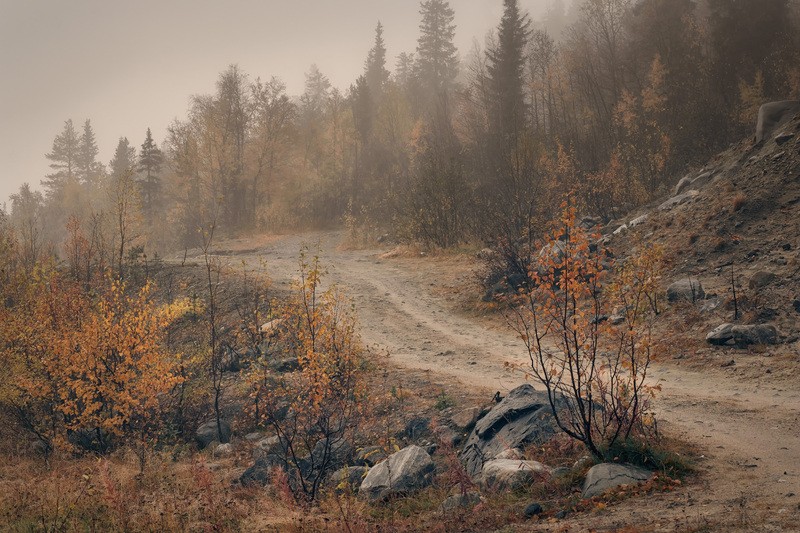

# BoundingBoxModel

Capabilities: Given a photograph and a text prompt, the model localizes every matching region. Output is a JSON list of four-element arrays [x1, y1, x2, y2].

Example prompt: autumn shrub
[[507, 199, 662, 460], [248, 251, 369, 503], [0, 270, 187, 465]]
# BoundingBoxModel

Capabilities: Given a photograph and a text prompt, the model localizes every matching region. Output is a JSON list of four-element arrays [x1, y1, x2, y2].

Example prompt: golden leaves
[[3, 272, 182, 450]]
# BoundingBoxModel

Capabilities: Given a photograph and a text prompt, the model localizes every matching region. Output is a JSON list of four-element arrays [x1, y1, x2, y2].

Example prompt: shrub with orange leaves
[[507, 199, 662, 460], [248, 250, 368, 503], [0, 271, 184, 464]]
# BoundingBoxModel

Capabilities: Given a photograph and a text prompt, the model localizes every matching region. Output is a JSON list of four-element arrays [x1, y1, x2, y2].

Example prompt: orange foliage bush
[[247, 251, 368, 503], [507, 199, 662, 459], [0, 270, 185, 461]]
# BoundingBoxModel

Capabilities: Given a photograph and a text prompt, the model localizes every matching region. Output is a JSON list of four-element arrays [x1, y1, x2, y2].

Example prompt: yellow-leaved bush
[[507, 199, 662, 460], [0, 271, 185, 457], [247, 251, 368, 503]]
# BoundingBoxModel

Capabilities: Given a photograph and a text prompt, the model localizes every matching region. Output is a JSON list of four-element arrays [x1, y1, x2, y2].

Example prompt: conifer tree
[[77, 119, 102, 186], [365, 22, 390, 97], [487, 0, 531, 144], [109, 137, 138, 279], [138, 128, 164, 223], [110, 137, 136, 182], [416, 0, 459, 96], [43, 119, 80, 198]]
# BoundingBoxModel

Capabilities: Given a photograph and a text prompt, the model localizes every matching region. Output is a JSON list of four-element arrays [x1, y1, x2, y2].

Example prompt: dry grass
[[0, 453, 265, 532]]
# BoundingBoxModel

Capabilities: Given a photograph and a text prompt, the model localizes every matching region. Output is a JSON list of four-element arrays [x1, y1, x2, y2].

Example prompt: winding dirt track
[[222, 231, 799, 531]]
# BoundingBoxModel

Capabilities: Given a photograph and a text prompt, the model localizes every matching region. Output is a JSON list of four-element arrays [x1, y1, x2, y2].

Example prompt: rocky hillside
[[604, 103, 800, 352]]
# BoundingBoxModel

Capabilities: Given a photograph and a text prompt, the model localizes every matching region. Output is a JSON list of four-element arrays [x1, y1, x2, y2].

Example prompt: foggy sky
[[0, 0, 555, 207]]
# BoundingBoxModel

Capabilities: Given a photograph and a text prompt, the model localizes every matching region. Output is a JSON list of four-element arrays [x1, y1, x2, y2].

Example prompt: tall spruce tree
[[110, 137, 136, 183], [487, 0, 531, 145], [365, 22, 390, 98], [43, 119, 80, 198], [77, 119, 101, 186], [416, 0, 459, 96], [138, 128, 164, 223]]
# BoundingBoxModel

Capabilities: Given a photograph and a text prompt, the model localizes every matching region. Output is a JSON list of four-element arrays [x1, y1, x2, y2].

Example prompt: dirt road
[[215, 230, 800, 531]]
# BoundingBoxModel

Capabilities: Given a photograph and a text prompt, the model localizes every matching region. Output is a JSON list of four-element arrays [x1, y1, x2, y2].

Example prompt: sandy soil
[[204, 230, 800, 532]]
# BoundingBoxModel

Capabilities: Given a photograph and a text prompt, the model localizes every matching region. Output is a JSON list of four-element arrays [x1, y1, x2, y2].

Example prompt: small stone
[[441, 492, 482, 513], [775, 133, 795, 145], [667, 279, 705, 303], [359, 445, 435, 501], [259, 318, 284, 337], [215, 443, 233, 456], [555, 510, 568, 519], [524, 502, 543, 517], [245, 432, 264, 442], [608, 314, 625, 325], [629, 214, 648, 227], [582, 463, 652, 498], [721, 360, 735, 368], [749, 271, 777, 289], [706, 323, 779, 346]]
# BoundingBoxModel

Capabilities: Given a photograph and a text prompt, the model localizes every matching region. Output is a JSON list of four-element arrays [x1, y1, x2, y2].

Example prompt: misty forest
[[2, 0, 800, 531]]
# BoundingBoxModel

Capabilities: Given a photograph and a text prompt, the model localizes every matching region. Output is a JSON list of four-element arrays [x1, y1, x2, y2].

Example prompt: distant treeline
[[4, 0, 799, 265]]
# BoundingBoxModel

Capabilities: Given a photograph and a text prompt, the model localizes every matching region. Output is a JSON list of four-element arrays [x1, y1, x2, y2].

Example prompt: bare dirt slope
[[202, 230, 799, 532]]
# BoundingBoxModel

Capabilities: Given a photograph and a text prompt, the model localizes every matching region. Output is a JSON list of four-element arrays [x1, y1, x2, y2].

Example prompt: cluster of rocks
[[664, 277, 783, 348], [221, 383, 654, 514]]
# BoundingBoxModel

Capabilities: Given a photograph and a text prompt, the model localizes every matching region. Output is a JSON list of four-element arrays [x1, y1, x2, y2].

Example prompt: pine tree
[[395, 52, 417, 88], [365, 22, 390, 97], [43, 119, 80, 198], [110, 137, 136, 183], [299, 65, 332, 167], [138, 128, 164, 222], [77, 119, 102, 186], [108, 137, 138, 279], [416, 0, 459, 96], [487, 0, 531, 144]]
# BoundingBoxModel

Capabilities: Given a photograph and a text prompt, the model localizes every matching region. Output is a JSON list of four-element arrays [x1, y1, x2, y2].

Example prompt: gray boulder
[[441, 492, 482, 513], [245, 431, 264, 442], [215, 443, 233, 456], [460, 384, 559, 478], [628, 214, 648, 228], [252, 435, 280, 461], [196, 420, 231, 449], [478, 459, 550, 491], [749, 271, 777, 289], [359, 445, 435, 501], [755, 101, 800, 143], [706, 323, 779, 346], [659, 190, 699, 211], [674, 175, 693, 196], [582, 463, 652, 498], [259, 318, 285, 337], [667, 279, 705, 303]]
